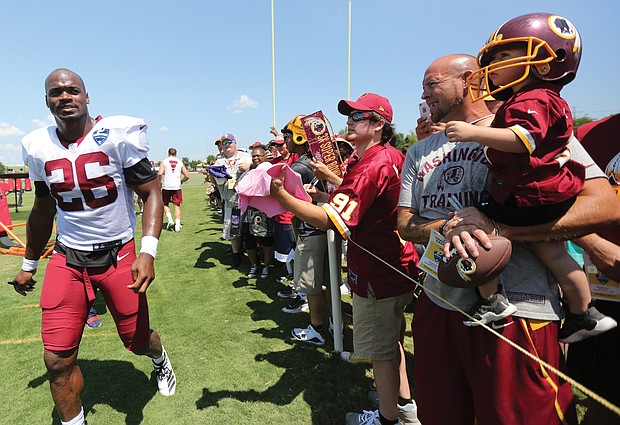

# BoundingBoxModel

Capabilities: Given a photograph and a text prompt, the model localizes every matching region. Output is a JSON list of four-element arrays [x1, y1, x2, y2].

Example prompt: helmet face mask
[[467, 13, 582, 102]]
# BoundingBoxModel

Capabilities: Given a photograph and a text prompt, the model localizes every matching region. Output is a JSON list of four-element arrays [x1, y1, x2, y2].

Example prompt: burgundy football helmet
[[468, 13, 582, 101]]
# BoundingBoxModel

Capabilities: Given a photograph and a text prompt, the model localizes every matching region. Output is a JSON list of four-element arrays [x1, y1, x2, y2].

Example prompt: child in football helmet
[[444, 13, 616, 341]]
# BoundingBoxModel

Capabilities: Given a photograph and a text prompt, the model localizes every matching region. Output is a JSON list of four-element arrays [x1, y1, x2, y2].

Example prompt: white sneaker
[[174, 222, 181, 232], [166, 222, 174, 231], [340, 280, 351, 295], [345, 409, 380, 425], [152, 348, 176, 396], [367, 391, 421, 425], [291, 324, 325, 346]]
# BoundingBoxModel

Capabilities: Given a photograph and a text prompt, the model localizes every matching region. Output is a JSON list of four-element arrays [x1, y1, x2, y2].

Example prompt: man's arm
[[504, 177, 620, 241], [11, 192, 56, 296], [181, 164, 190, 184], [129, 178, 164, 293], [445, 177, 620, 257], [397, 206, 447, 244], [574, 234, 620, 281]]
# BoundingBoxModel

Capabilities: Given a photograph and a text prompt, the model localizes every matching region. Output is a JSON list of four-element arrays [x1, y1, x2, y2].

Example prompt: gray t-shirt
[[399, 131, 604, 320]]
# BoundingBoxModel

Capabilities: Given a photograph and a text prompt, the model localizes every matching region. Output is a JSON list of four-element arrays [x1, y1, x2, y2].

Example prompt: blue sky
[[1, 0, 618, 166]]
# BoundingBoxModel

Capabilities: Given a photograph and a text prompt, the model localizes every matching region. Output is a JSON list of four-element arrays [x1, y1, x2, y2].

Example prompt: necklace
[[468, 114, 494, 125]]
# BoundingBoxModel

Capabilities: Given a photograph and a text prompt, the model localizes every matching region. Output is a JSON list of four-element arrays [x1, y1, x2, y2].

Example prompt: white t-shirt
[[22, 115, 148, 251], [214, 151, 252, 203], [161, 156, 183, 190]]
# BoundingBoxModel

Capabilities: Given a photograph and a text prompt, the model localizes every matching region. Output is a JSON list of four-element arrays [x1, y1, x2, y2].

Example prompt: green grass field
[[0, 175, 589, 424]]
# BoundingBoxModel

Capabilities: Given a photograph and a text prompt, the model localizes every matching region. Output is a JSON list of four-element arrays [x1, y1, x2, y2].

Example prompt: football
[[437, 235, 512, 288]]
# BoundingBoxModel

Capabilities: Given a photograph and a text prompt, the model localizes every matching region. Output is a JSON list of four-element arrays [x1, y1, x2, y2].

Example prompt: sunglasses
[[251, 154, 264, 158], [349, 111, 372, 122], [220, 140, 234, 146]]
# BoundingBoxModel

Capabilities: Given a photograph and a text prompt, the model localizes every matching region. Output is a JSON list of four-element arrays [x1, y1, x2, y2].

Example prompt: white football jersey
[[161, 156, 183, 190], [22, 115, 149, 251]]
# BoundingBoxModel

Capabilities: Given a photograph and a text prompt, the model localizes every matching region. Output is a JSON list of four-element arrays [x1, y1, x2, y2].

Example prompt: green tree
[[0, 162, 5, 174], [390, 130, 418, 152], [573, 115, 594, 131]]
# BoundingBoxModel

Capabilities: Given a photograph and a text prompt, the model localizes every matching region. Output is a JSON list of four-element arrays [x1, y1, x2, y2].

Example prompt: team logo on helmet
[[549, 15, 581, 53], [92, 128, 110, 145], [550, 16, 575, 38]]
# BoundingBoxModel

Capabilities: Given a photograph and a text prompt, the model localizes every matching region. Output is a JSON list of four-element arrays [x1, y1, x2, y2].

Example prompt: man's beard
[[432, 92, 464, 122]]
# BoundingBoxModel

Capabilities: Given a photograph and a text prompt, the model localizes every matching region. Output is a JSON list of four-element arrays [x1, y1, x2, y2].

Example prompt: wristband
[[22, 258, 39, 272], [139, 236, 159, 259]]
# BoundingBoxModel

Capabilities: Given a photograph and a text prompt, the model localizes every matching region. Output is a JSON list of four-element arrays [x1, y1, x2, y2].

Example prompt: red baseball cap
[[272, 135, 285, 145], [249, 141, 262, 149], [338, 92, 393, 122]]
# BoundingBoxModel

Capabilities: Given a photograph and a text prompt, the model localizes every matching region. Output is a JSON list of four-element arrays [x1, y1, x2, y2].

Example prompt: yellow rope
[[347, 237, 620, 417]]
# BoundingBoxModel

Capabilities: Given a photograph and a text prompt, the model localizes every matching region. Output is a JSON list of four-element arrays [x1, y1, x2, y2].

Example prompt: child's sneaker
[[463, 293, 517, 326], [559, 306, 618, 343]]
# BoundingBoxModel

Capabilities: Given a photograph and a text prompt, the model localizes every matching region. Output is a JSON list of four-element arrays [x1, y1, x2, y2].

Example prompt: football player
[[10, 68, 176, 425]]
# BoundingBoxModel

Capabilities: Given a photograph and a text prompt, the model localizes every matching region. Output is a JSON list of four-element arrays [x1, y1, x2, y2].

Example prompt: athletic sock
[[61, 407, 85, 425], [398, 396, 413, 407], [152, 347, 166, 366], [166, 212, 173, 223], [378, 411, 399, 425], [175, 219, 181, 226]]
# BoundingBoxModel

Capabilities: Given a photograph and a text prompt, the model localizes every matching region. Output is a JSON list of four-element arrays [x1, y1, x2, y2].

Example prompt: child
[[444, 12, 617, 342]]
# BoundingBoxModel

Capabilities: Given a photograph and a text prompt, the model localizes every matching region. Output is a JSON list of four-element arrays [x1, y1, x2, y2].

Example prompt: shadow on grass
[[196, 277, 374, 424], [194, 240, 230, 270], [28, 359, 156, 425]]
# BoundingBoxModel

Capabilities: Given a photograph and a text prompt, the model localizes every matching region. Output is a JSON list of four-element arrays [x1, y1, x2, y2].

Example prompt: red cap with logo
[[338, 92, 393, 122]]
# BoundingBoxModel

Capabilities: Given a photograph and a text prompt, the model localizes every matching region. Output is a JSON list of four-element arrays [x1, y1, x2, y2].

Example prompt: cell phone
[[419, 102, 431, 120]]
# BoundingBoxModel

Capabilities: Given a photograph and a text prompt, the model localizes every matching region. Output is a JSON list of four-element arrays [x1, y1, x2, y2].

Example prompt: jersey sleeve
[[398, 147, 419, 210], [322, 173, 379, 239], [21, 127, 51, 182], [502, 95, 567, 154], [112, 116, 150, 168]]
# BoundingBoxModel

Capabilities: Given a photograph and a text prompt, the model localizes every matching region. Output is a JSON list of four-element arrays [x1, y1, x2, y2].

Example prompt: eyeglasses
[[251, 154, 264, 158], [349, 111, 372, 122], [220, 140, 234, 146]]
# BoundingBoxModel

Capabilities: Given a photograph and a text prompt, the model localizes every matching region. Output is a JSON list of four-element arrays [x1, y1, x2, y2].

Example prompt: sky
[[1, 0, 619, 166]]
